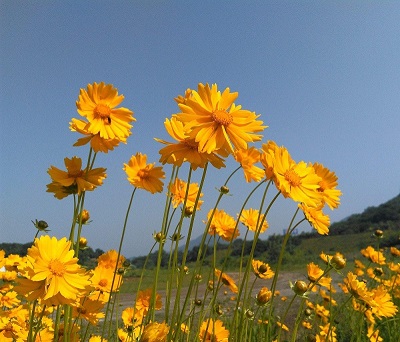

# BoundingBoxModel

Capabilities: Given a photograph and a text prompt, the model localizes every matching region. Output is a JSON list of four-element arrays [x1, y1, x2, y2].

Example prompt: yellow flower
[[174, 83, 266, 155], [199, 318, 230, 342], [276, 321, 289, 332], [390, 246, 400, 257], [206, 209, 239, 242], [299, 203, 330, 235], [316, 323, 337, 342], [91, 265, 123, 293], [307, 262, 331, 289], [252, 260, 274, 279], [0, 290, 20, 308], [124, 153, 165, 194], [97, 250, 126, 270], [260, 140, 280, 181], [121, 307, 143, 328], [47, 156, 107, 199], [239, 208, 268, 233], [369, 285, 398, 318], [89, 337, 107, 342], [72, 297, 105, 325], [344, 272, 373, 305], [139, 322, 169, 342], [155, 117, 225, 170], [76, 82, 135, 140], [256, 287, 273, 305], [272, 145, 322, 206], [70, 117, 127, 153], [17, 236, 90, 304], [361, 246, 386, 265], [367, 324, 383, 342], [169, 178, 203, 210], [313, 163, 342, 210], [234, 147, 265, 182], [135, 288, 162, 316], [214, 269, 238, 293]]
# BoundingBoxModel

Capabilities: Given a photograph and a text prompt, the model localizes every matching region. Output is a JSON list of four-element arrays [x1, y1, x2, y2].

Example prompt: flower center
[[284, 169, 301, 187], [94, 104, 112, 124], [137, 168, 150, 179], [48, 259, 66, 277], [183, 139, 198, 150], [318, 180, 328, 192], [212, 109, 233, 126], [99, 279, 108, 287]]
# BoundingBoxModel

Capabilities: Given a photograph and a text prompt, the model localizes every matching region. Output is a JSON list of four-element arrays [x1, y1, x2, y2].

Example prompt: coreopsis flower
[[307, 263, 331, 289], [271, 145, 322, 207], [302, 321, 313, 330], [121, 307, 144, 331], [256, 287, 273, 305], [276, 321, 289, 332], [260, 140, 280, 181], [97, 250, 126, 270], [0, 316, 23, 341], [90, 265, 123, 293], [344, 272, 373, 305], [169, 178, 203, 210], [70, 117, 127, 153], [76, 82, 135, 140], [240, 208, 268, 233], [206, 209, 239, 242], [199, 318, 230, 342], [155, 117, 225, 170], [369, 285, 398, 319], [234, 147, 265, 182], [252, 260, 274, 279], [316, 323, 337, 342], [312, 163, 342, 210], [214, 269, 238, 293], [47, 156, 107, 199], [0, 290, 20, 308], [139, 322, 169, 342], [89, 337, 107, 342], [72, 297, 105, 325], [135, 288, 162, 316], [299, 203, 330, 235], [16, 236, 91, 305], [367, 324, 383, 342], [361, 246, 386, 265], [390, 246, 400, 257], [174, 83, 266, 155], [124, 153, 165, 194]]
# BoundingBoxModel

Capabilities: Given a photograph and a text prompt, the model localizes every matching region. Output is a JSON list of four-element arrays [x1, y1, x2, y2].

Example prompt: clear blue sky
[[1, 2, 400, 257]]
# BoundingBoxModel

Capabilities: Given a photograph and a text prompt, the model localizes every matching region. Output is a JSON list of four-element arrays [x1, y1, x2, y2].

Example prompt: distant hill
[[329, 193, 400, 235]]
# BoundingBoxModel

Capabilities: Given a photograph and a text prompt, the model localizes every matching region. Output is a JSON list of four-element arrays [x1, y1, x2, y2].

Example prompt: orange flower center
[[318, 180, 328, 192], [212, 109, 233, 126], [284, 169, 301, 187], [48, 259, 66, 277], [99, 279, 108, 287], [137, 169, 150, 179], [183, 139, 198, 150], [94, 104, 112, 124]]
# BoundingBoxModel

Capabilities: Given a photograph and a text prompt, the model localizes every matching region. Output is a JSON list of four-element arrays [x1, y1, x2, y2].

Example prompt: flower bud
[[373, 267, 383, 276], [80, 210, 90, 224], [32, 219, 49, 231], [304, 308, 313, 317], [153, 231, 165, 243], [331, 255, 346, 270], [195, 274, 202, 281], [215, 304, 223, 316], [78, 237, 88, 249], [245, 310, 254, 319], [256, 287, 272, 306], [374, 229, 383, 238], [292, 280, 308, 295], [184, 207, 194, 217], [220, 186, 229, 194], [194, 299, 202, 306]]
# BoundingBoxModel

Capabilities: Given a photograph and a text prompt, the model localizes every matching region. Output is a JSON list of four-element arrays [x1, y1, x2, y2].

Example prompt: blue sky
[[1, 1, 400, 257]]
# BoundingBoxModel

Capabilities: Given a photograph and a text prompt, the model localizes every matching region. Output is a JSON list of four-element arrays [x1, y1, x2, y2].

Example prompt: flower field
[[1, 82, 399, 341]]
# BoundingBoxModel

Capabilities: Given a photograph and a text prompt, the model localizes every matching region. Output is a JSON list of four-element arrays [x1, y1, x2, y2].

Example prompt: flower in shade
[[70, 118, 128, 153], [214, 269, 238, 293], [76, 82, 135, 140], [234, 147, 265, 182], [90, 265, 123, 293], [344, 272, 373, 305], [270, 145, 322, 206], [47, 156, 107, 199], [299, 203, 330, 235], [206, 209, 239, 242], [312, 163, 342, 210], [174, 83, 266, 155], [139, 322, 169, 342], [155, 117, 225, 170], [97, 250, 126, 270], [135, 288, 162, 316], [72, 297, 105, 325], [199, 318, 230, 342], [169, 178, 203, 210], [260, 140, 280, 181], [239, 208, 268, 233], [252, 260, 274, 279], [16, 236, 91, 305], [124, 153, 165, 194]]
